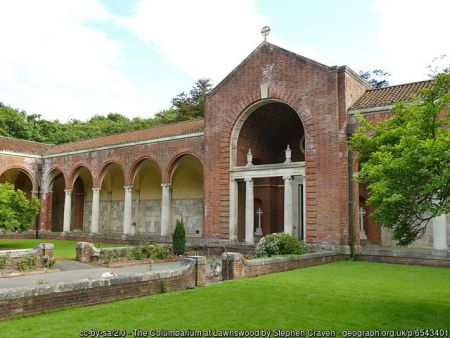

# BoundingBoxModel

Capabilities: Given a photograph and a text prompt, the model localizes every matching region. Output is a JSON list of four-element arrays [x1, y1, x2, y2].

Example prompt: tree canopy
[[359, 69, 391, 88], [350, 69, 450, 245], [0, 183, 40, 232], [0, 79, 212, 145]]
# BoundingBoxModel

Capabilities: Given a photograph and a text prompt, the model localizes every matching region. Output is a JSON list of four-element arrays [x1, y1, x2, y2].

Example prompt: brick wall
[[0, 256, 205, 320], [221, 251, 343, 280], [204, 43, 368, 244]]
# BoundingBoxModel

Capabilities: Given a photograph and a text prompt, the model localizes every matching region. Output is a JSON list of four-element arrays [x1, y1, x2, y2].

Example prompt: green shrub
[[18, 253, 36, 271], [255, 233, 307, 258], [149, 243, 171, 259], [130, 246, 144, 260], [0, 183, 40, 231], [172, 219, 186, 256], [0, 254, 11, 269]]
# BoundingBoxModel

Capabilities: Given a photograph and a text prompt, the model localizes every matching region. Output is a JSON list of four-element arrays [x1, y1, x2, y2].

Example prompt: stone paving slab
[[0, 261, 181, 290]]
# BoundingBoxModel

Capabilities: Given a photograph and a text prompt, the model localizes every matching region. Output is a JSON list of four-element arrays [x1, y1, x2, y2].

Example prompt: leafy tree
[[170, 78, 213, 121], [0, 79, 212, 144], [0, 183, 40, 231], [172, 219, 186, 255], [359, 69, 391, 88], [350, 69, 450, 245]]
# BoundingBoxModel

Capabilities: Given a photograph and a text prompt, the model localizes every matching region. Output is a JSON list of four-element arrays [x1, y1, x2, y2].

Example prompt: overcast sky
[[0, 0, 449, 121]]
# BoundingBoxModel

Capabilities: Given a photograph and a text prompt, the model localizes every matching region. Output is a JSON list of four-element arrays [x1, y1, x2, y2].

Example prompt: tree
[[350, 69, 450, 245], [170, 78, 213, 121], [0, 183, 40, 231], [172, 219, 186, 255], [359, 69, 391, 88]]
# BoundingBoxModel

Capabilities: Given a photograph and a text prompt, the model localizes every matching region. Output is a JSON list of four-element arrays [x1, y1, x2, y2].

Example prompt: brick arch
[[95, 161, 125, 187], [127, 156, 163, 186], [165, 152, 204, 183], [0, 166, 37, 192], [68, 164, 94, 189], [43, 167, 69, 192], [229, 97, 308, 167]]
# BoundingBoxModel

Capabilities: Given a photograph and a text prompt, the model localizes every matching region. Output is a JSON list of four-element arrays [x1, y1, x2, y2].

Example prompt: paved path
[[0, 261, 181, 290]]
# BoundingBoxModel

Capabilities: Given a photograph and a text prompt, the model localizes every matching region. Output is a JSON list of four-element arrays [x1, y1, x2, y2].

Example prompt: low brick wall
[[221, 251, 343, 280], [0, 256, 206, 320], [356, 254, 450, 267]]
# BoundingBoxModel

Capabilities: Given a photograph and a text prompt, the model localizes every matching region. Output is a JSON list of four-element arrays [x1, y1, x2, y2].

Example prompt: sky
[[0, 0, 449, 121]]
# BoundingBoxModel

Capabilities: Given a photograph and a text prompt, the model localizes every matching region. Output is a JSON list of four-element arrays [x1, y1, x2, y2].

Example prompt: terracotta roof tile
[[45, 119, 204, 155], [350, 80, 433, 111], [0, 136, 51, 155]]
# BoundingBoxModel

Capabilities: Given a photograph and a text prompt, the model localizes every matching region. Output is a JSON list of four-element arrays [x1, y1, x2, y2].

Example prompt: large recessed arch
[[131, 158, 162, 234], [98, 162, 125, 234], [230, 99, 305, 167], [170, 154, 204, 236]]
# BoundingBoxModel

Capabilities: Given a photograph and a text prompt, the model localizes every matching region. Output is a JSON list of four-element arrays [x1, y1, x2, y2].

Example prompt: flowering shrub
[[255, 233, 307, 258]]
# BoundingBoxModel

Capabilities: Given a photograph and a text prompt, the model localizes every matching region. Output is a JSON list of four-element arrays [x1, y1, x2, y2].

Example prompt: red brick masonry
[[0, 256, 205, 320], [221, 251, 344, 280]]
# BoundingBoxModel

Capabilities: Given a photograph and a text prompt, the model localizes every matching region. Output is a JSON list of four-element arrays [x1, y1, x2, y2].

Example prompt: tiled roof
[[45, 119, 204, 155], [350, 80, 433, 111], [0, 136, 51, 155]]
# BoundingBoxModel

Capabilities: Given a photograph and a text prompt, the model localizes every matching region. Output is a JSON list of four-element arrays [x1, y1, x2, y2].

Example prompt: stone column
[[432, 213, 448, 256], [90, 187, 100, 233], [245, 177, 254, 244], [283, 176, 293, 235], [123, 185, 133, 235], [63, 189, 72, 232], [229, 179, 239, 242], [161, 183, 172, 237]]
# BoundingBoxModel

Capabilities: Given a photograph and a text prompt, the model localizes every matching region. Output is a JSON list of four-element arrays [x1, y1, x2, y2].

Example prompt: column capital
[[64, 188, 72, 194], [31, 190, 38, 195], [161, 183, 171, 189], [244, 177, 253, 183], [124, 185, 133, 192], [92, 187, 101, 192], [283, 175, 293, 182]]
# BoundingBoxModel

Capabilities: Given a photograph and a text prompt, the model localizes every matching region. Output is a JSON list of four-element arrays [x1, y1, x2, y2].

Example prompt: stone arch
[[98, 161, 125, 234], [69, 164, 94, 188], [43, 167, 69, 193], [169, 153, 204, 237], [230, 98, 306, 167], [128, 156, 162, 186], [0, 166, 36, 197], [130, 157, 163, 235]]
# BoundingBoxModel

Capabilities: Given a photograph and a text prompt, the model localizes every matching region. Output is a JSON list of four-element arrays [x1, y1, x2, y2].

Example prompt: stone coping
[[0, 258, 193, 302], [222, 250, 339, 265], [357, 246, 450, 260]]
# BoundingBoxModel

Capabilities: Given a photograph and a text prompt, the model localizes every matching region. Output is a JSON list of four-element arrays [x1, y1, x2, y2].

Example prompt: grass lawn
[[0, 261, 449, 337], [0, 239, 125, 260]]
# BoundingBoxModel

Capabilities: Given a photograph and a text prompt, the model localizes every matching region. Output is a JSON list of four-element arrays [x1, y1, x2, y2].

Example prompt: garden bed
[[104, 257, 180, 268], [0, 267, 60, 278]]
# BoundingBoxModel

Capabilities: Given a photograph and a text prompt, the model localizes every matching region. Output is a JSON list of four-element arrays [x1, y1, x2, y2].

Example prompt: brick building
[[0, 42, 448, 253]]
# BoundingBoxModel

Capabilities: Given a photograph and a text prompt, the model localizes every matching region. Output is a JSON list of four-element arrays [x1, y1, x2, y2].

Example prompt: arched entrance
[[71, 166, 93, 232], [170, 154, 204, 236], [230, 100, 306, 243], [99, 163, 125, 234], [131, 159, 162, 234], [44, 169, 66, 232]]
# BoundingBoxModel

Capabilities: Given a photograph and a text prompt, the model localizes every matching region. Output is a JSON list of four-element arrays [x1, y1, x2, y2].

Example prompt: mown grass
[[0, 261, 449, 337], [0, 239, 125, 260]]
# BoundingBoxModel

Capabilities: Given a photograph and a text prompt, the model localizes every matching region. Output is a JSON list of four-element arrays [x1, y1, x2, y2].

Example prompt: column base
[[432, 249, 448, 257]]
